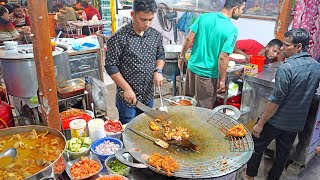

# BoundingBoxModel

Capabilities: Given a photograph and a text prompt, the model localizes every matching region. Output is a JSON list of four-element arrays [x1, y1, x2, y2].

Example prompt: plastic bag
[[91, 77, 108, 113], [70, 36, 100, 51], [91, 14, 99, 21]]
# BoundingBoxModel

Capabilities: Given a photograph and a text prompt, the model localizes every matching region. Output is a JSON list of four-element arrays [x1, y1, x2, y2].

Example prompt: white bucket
[[88, 119, 105, 142]]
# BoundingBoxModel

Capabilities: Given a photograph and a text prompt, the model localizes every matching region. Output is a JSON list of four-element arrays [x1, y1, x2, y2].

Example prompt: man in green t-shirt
[[178, 0, 246, 109]]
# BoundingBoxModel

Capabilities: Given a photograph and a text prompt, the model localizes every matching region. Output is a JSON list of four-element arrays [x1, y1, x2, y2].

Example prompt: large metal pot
[[163, 44, 182, 59], [0, 44, 71, 98], [116, 106, 254, 178], [0, 125, 66, 180]]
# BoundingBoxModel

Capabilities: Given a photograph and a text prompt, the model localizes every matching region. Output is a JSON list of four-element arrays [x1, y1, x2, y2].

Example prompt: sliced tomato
[[104, 120, 122, 133]]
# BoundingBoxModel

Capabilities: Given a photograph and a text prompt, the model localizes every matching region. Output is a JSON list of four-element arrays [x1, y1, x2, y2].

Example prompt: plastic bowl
[[67, 145, 91, 161], [105, 154, 132, 176], [3, 41, 18, 50], [104, 120, 124, 139], [105, 130, 123, 139], [91, 137, 123, 162], [168, 96, 197, 106], [96, 175, 129, 180]]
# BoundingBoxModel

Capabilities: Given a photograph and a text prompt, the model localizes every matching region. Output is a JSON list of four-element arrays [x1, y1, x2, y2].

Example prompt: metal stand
[[162, 59, 185, 96], [217, 65, 244, 105]]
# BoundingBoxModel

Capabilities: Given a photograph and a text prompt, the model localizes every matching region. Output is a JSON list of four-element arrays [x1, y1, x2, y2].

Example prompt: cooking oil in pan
[[125, 107, 231, 163]]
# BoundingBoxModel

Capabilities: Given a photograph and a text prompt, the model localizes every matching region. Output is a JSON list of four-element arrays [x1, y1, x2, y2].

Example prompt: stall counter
[[239, 61, 281, 131]]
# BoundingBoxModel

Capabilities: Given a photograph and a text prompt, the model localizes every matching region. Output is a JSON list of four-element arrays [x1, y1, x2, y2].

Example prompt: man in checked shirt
[[105, 0, 165, 124], [243, 28, 320, 180]]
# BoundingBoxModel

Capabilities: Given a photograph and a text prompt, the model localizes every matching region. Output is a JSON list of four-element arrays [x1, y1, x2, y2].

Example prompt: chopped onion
[[95, 140, 120, 155]]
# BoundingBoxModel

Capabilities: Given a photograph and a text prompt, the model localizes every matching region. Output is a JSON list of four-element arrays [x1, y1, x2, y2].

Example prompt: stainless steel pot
[[54, 43, 72, 83], [164, 44, 182, 59], [0, 125, 67, 180], [0, 44, 70, 98]]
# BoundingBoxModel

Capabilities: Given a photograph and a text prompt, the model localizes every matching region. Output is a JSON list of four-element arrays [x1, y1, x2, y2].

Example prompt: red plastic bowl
[[61, 114, 92, 130]]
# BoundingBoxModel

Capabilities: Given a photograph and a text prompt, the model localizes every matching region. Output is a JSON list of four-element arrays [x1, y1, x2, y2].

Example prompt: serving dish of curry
[[0, 126, 66, 180]]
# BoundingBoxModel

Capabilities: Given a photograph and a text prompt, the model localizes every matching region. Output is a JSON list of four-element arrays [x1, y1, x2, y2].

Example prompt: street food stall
[[0, 0, 319, 179]]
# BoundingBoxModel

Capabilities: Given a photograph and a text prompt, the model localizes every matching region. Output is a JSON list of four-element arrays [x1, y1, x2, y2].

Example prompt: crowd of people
[[0, 0, 102, 43], [54, 0, 101, 36], [0, 1, 28, 42]]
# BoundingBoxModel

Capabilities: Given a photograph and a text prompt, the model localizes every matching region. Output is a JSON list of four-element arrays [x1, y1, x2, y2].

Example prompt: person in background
[[73, 0, 83, 16], [55, 1, 79, 35], [0, 0, 13, 13], [9, 4, 30, 27], [105, 0, 165, 124], [234, 39, 283, 64], [80, 1, 101, 20], [0, 6, 20, 42], [80, 1, 101, 35], [243, 28, 320, 180], [178, 0, 246, 109]]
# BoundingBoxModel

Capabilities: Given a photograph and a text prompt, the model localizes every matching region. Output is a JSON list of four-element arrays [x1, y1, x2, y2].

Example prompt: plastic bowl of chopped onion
[[91, 137, 123, 162]]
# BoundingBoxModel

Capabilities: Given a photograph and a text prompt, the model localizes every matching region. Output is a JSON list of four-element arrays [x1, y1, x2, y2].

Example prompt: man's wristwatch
[[154, 68, 162, 74], [178, 55, 186, 61]]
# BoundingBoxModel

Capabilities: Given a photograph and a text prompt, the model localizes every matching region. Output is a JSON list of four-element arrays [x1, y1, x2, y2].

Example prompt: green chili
[[108, 159, 128, 172]]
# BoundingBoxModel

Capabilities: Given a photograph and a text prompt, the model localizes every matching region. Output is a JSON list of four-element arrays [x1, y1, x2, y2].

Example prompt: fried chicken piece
[[149, 120, 161, 131], [226, 124, 246, 137], [161, 155, 179, 176], [164, 126, 190, 141], [148, 153, 179, 176], [148, 153, 163, 171]]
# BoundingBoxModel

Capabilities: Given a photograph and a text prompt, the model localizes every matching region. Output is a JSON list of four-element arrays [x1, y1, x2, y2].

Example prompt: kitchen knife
[[119, 91, 171, 120], [136, 100, 170, 120], [128, 127, 169, 149]]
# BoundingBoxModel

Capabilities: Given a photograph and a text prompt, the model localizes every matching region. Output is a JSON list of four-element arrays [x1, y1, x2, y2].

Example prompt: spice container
[[69, 119, 87, 138], [244, 64, 258, 76]]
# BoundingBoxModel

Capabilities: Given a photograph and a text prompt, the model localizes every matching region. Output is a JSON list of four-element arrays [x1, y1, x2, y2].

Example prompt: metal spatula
[[158, 87, 168, 112], [128, 127, 169, 149]]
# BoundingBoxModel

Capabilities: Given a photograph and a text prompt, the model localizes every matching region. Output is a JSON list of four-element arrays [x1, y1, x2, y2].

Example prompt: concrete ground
[[104, 75, 320, 180]]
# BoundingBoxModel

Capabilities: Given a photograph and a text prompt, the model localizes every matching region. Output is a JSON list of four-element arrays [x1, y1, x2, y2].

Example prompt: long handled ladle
[[164, 98, 181, 105], [0, 147, 17, 159]]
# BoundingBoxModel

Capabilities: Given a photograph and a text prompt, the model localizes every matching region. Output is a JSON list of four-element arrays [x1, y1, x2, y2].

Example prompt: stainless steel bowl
[[168, 96, 197, 106]]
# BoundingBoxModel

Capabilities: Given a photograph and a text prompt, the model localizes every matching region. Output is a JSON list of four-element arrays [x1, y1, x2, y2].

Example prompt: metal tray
[[57, 78, 85, 98]]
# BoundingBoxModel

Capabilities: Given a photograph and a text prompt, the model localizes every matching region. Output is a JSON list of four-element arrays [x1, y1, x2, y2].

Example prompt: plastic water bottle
[[82, 11, 87, 21]]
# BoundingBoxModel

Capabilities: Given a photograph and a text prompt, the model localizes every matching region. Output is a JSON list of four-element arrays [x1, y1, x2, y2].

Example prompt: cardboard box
[[244, 64, 258, 75]]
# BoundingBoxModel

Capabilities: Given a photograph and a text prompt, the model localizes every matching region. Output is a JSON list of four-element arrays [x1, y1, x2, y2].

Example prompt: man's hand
[[245, 55, 252, 62], [123, 88, 136, 105], [217, 79, 226, 93], [24, 8, 29, 16], [14, 18, 23, 25], [154, 72, 163, 88], [253, 123, 264, 138], [178, 59, 184, 70]]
